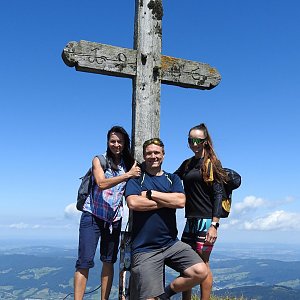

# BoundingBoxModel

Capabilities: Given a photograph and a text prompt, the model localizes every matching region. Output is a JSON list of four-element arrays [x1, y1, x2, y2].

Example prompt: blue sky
[[0, 0, 299, 247]]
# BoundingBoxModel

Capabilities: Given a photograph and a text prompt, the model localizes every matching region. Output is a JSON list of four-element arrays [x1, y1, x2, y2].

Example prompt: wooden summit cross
[[63, 3, 221, 298], [62, 0, 221, 162]]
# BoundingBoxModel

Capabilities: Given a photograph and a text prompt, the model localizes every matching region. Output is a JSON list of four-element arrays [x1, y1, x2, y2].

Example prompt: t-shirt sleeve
[[124, 178, 142, 198], [174, 159, 190, 180], [174, 163, 184, 179], [170, 173, 185, 194]]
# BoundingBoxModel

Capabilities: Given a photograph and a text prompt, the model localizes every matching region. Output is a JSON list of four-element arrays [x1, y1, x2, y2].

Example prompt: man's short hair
[[143, 138, 165, 154]]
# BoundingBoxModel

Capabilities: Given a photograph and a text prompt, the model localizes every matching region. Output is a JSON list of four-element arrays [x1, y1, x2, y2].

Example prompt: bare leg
[[200, 262, 213, 300], [101, 262, 114, 300], [170, 262, 208, 293], [74, 268, 89, 300], [182, 263, 212, 300], [181, 251, 213, 300]]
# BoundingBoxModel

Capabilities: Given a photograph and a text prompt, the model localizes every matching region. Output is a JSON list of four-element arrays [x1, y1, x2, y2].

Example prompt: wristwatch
[[211, 222, 219, 229], [146, 190, 152, 200]]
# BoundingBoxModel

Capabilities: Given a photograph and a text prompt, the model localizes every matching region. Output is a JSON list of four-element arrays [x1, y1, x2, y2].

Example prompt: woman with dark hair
[[175, 123, 227, 300], [105, 126, 135, 171], [74, 125, 141, 300]]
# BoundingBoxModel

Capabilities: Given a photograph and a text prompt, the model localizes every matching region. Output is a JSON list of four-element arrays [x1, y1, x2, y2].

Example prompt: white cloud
[[9, 222, 30, 229], [233, 195, 266, 214], [221, 194, 300, 233], [244, 210, 300, 231], [5, 222, 74, 230], [64, 203, 81, 219], [243, 210, 300, 231], [6, 223, 46, 230], [221, 218, 239, 229], [233, 195, 295, 215]]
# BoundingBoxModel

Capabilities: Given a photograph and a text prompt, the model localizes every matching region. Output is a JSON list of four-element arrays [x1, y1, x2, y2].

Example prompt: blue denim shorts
[[75, 211, 121, 269]]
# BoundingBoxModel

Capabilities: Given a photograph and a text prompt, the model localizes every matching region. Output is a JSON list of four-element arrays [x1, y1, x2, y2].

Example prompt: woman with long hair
[[74, 125, 141, 300], [175, 123, 227, 300]]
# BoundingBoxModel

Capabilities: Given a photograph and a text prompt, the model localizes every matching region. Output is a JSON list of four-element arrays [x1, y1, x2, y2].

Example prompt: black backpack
[[76, 155, 108, 211], [220, 168, 242, 218]]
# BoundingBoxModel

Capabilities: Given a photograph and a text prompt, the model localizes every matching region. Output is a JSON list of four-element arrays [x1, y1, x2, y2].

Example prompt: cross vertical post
[[132, 0, 163, 161]]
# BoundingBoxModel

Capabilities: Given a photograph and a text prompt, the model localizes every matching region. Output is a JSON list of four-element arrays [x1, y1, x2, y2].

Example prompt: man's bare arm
[[142, 191, 186, 209], [126, 194, 162, 211]]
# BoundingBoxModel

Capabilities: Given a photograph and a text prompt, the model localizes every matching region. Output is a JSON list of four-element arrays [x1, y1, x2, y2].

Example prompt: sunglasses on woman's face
[[188, 137, 206, 145]]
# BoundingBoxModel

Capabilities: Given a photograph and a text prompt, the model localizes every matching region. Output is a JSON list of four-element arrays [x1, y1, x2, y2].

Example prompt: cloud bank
[[223, 195, 300, 231], [1, 196, 299, 237]]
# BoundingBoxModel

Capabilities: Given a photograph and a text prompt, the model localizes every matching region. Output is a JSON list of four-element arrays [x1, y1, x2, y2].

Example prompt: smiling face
[[143, 143, 164, 170], [108, 132, 125, 157], [188, 129, 206, 157]]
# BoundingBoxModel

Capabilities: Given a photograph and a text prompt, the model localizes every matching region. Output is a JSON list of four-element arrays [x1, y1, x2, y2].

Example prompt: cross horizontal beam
[[62, 40, 221, 90]]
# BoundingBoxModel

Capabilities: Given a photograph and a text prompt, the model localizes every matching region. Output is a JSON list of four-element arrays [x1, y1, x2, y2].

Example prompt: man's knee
[[186, 262, 208, 283]]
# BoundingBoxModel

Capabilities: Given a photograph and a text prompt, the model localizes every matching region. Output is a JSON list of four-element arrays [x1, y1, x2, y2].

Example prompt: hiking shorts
[[75, 211, 121, 269], [181, 218, 214, 261], [130, 241, 203, 299]]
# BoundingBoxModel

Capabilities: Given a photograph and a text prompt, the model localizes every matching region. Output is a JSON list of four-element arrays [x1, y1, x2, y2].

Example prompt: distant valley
[[0, 243, 300, 300]]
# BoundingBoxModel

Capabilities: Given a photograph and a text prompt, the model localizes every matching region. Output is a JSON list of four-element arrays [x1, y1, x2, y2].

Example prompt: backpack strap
[[139, 172, 146, 187], [95, 154, 108, 171], [205, 159, 214, 182], [139, 171, 173, 188], [90, 155, 107, 185], [90, 155, 108, 199], [164, 172, 173, 185]]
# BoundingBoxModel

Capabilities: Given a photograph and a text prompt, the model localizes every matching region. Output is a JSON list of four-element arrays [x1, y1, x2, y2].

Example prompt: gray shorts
[[130, 241, 202, 299]]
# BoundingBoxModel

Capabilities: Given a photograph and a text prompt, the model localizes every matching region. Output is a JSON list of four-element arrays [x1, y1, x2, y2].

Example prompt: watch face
[[212, 222, 219, 228]]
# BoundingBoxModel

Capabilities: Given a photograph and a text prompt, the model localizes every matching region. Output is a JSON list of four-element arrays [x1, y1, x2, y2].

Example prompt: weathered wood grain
[[131, 0, 162, 161], [161, 55, 221, 90], [62, 41, 137, 78], [62, 41, 221, 90]]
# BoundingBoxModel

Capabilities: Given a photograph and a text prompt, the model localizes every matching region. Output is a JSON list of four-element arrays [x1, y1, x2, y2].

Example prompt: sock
[[157, 294, 169, 300], [165, 284, 176, 297], [158, 284, 176, 299]]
